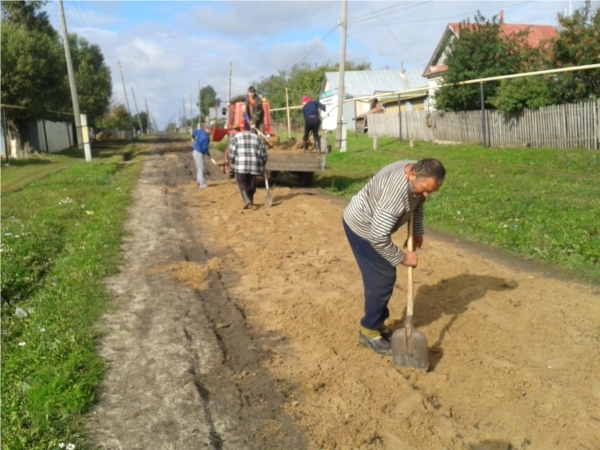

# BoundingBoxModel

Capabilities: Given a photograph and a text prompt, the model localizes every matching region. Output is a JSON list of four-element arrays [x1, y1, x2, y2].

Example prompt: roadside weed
[[1, 142, 145, 449]]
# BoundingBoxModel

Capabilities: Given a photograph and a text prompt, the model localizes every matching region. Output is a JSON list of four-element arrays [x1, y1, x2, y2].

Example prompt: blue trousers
[[343, 219, 397, 331]]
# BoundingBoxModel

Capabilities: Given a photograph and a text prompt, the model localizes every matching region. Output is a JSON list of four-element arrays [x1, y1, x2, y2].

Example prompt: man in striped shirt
[[343, 159, 446, 355], [228, 126, 267, 209]]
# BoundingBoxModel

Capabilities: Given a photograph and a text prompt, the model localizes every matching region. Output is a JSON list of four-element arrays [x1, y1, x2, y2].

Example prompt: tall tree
[[198, 85, 217, 118], [434, 12, 536, 112], [550, 4, 600, 103], [1, 0, 55, 36], [1, 21, 69, 155], [96, 104, 131, 131], [68, 35, 112, 124], [1, 0, 112, 155]]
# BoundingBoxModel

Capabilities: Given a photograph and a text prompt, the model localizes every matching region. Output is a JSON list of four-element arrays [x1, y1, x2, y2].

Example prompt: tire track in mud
[[88, 141, 306, 450]]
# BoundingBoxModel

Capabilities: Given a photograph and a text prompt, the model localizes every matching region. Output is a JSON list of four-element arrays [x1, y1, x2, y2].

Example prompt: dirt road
[[89, 141, 600, 450]]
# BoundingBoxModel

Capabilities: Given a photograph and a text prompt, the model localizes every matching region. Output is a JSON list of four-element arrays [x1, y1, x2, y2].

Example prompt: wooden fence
[[367, 100, 600, 150]]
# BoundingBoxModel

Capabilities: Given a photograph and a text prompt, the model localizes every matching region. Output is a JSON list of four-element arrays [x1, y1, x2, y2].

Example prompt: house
[[423, 12, 558, 108], [319, 68, 428, 131]]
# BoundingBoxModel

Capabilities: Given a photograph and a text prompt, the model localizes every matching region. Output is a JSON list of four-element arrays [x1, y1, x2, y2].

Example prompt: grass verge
[[316, 134, 600, 284], [1, 141, 146, 449]]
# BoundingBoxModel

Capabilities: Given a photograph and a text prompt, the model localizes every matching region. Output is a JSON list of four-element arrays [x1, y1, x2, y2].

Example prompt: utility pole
[[145, 98, 151, 134], [228, 62, 232, 104], [153, 116, 158, 134], [189, 94, 193, 128], [198, 81, 202, 127], [335, 0, 348, 150], [117, 60, 135, 140], [131, 87, 144, 135], [58, 0, 89, 161]]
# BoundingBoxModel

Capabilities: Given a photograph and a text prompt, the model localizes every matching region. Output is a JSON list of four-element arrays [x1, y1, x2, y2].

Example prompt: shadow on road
[[388, 273, 518, 370]]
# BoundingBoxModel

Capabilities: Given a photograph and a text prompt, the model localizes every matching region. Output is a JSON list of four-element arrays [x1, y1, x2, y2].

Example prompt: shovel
[[263, 169, 273, 208], [391, 212, 429, 370]]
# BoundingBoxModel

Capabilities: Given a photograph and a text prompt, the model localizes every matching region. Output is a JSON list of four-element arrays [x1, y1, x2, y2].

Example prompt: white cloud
[[42, 0, 586, 128]]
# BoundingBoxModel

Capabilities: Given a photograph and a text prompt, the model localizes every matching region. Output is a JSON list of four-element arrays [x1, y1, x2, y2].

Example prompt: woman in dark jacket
[[301, 96, 326, 152]]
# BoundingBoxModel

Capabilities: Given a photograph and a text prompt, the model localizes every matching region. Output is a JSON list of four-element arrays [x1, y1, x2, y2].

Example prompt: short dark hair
[[248, 86, 256, 94], [413, 158, 446, 185]]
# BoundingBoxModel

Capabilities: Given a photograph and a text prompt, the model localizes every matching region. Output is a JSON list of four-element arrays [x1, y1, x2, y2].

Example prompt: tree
[[198, 85, 217, 117], [95, 104, 131, 131], [550, 4, 600, 103], [1, 0, 112, 155], [68, 35, 112, 124], [434, 12, 536, 111], [132, 111, 148, 132], [492, 4, 600, 112], [1, 0, 55, 36], [1, 21, 70, 155]]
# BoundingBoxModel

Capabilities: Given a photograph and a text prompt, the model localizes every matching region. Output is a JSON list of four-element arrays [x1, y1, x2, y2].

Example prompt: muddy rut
[[89, 141, 600, 450]]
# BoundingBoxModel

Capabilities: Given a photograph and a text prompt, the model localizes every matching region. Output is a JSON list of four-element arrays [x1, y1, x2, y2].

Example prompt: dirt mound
[[185, 180, 600, 450], [268, 136, 317, 152]]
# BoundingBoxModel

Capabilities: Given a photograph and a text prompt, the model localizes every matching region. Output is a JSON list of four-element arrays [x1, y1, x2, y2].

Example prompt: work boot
[[379, 326, 393, 342], [241, 191, 252, 209], [358, 332, 392, 355], [302, 140, 307, 152], [248, 193, 254, 205], [315, 138, 321, 153]]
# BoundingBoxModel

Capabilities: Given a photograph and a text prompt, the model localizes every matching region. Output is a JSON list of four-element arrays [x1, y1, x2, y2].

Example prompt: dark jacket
[[245, 95, 264, 126], [302, 101, 326, 120]]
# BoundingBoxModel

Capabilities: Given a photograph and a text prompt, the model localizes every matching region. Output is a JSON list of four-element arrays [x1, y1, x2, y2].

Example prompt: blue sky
[[43, 0, 591, 129]]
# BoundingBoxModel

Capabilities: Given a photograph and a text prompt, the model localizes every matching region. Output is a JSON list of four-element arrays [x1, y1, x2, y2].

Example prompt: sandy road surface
[[90, 141, 600, 450]]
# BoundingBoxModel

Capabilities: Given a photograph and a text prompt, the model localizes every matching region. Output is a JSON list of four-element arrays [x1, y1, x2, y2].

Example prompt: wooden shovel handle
[[406, 212, 414, 336]]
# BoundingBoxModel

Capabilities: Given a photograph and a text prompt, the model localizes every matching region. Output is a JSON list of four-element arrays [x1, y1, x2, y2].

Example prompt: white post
[[373, 135, 378, 151], [335, 0, 348, 149], [80, 114, 92, 162], [340, 119, 347, 153]]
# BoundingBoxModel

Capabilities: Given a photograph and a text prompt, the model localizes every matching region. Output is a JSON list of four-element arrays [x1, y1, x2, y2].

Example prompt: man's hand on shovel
[[401, 251, 418, 268]]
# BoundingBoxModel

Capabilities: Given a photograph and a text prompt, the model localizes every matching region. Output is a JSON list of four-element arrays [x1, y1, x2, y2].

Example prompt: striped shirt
[[229, 131, 267, 175], [343, 160, 425, 267]]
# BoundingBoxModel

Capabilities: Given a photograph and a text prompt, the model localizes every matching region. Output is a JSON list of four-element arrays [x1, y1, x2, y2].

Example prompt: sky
[[43, 0, 591, 130]]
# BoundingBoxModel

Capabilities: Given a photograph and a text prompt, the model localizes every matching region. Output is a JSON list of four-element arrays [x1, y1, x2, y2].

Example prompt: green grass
[[1, 141, 146, 449], [316, 134, 600, 284]]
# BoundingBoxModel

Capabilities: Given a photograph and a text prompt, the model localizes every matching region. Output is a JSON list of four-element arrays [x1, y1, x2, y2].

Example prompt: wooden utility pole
[[228, 62, 232, 104], [117, 60, 135, 140], [285, 87, 291, 139], [58, 0, 89, 160], [131, 87, 144, 135], [335, 0, 348, 149], [182, 97, 186, 130], [198, 81, 202, 127], [189, 94, 193, 128], [145, 98, 151, 134]]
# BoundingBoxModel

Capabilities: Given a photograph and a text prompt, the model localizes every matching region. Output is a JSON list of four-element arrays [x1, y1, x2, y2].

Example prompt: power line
[[353, 1, 530, 27], [366, 2, 425, 66], [347, 1, 431, 24]]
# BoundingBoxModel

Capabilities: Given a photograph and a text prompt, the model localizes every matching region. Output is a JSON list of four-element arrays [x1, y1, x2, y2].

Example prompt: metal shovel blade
[[264, 190, 273, 208], [264, 170, 273, 208], [391, 328, 429, 370]]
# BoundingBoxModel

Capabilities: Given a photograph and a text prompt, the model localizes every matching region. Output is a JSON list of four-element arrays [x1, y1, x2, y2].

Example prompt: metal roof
[[322, 69, 428, 97]]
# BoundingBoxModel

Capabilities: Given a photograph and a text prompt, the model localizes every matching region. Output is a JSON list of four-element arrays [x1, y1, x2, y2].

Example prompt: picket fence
[[367, 100, 600, 150]]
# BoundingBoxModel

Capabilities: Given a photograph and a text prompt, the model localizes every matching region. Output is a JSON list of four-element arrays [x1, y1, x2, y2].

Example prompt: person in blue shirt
[[191, 123, 212, 188], [301, 96, 326, 152]]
